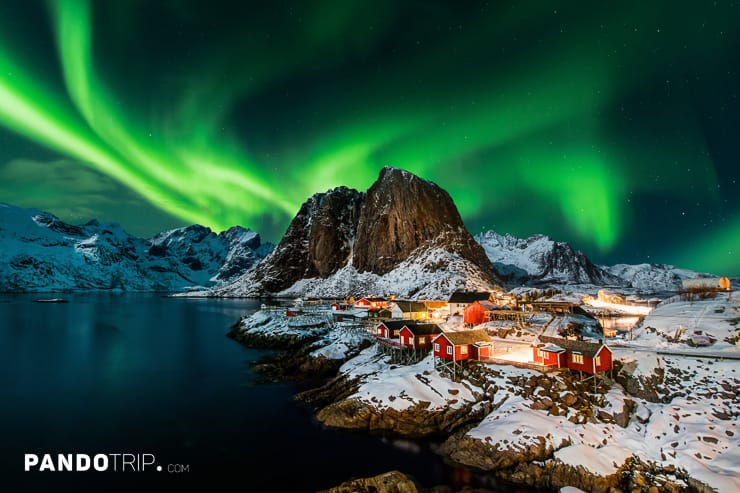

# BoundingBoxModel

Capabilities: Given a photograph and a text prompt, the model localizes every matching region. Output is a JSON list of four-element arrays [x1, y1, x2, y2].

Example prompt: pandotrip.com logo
[[24, 453, 190, 474]]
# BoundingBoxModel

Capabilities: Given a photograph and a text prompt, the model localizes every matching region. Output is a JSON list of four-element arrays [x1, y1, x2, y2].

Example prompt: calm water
[[0, 294, 512, 492]]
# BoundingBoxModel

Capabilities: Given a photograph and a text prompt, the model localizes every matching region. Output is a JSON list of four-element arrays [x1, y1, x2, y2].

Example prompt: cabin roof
[[392, 301, 427, 312], [472, 300, 498, 311], [539, 335, 608, 358], [539, 343, 565, 353], [380, 320, 415, 330], [401, 323, 442, 336], [437, 329, 492, 345], [448, 291, 490, 303]]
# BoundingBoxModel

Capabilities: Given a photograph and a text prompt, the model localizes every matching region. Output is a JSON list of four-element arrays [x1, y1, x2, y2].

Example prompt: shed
[[532, 342, 567, 368]]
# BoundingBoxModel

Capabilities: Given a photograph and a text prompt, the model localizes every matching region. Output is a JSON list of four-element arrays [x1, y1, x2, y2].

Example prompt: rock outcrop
[[353, 167, 493, 276], [249, 186, 364, 293], [318, 470, 420, 493], [315, 397, 491, 438]]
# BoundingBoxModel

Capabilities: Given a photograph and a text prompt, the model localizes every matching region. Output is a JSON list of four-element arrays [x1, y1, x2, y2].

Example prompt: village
[[238, 277, 738, 492]]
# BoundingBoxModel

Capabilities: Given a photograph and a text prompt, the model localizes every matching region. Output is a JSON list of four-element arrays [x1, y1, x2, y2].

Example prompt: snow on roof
[[540, 343, 565, 353]]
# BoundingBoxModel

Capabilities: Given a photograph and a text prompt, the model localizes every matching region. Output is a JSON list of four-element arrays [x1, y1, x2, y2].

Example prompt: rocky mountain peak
[[250, 186, 365, 292], [352, 167, 494, 276], [242, 167, 500, 296]]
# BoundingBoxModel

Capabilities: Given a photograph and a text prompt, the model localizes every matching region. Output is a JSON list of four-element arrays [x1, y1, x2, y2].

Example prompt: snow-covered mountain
[[602, 263, 708, 291], [475, 230, 719, 292], [475, 231, 623, 286], [0, 203, 271, 292], [213, 167, 501, 299]]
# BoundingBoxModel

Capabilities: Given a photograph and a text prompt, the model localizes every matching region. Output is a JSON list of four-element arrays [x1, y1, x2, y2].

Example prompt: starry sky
[[0, 1, 738, 275]]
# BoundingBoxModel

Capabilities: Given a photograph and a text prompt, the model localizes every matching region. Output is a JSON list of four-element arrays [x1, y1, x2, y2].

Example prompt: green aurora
[[0, 1, 737, 274]]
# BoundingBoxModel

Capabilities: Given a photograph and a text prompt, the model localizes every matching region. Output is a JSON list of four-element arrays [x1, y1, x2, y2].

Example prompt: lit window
[[446, 345, 453, 355], [461, 346, 468, 355], [419, 336, 425, 344], [572, 353, 583, 364], [595, 356, 601, 366], [434, 343, 440, 352]]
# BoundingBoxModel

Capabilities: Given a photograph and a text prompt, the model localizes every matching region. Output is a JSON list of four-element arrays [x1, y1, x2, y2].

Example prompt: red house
[[399, 324, 442, 350], [537, 336, 613, 375], [375, 320, 410, 339], [432, 329, 493, 362], [355, 297, 390, 309], [463, 300, 498, 325]]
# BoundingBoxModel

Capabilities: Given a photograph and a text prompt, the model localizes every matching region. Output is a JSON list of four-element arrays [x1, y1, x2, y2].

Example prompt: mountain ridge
[[0, 202, 271, 292]]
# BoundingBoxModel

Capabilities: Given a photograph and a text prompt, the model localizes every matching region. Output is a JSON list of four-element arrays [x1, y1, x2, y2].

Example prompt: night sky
[[0, 1, 738, 275]]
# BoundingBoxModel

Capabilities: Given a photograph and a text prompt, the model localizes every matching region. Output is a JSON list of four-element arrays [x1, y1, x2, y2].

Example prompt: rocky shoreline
[[229, 312, 729, 493]]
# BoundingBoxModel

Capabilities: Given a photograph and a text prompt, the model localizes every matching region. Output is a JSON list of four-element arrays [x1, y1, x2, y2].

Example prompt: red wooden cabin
[[538, 336, 613, 374], [375, 320, 410, 339], [432, 329, 492, 361], [463, 300, 498, 325], [399, 324, 442, 350]]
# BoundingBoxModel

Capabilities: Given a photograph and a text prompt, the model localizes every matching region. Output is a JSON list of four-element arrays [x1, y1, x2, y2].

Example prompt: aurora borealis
[[0, 1, 738, 274]]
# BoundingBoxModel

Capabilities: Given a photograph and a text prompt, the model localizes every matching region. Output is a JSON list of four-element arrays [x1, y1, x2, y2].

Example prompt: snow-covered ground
[[460, 355, 738, 491], [620, 296, 739, 356], [341, 350, 482, 412], [455, 295, 740, 491]]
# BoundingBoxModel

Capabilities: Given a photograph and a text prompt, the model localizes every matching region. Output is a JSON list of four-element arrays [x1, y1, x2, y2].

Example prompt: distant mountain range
[[0, 203, 271, 292], [474, 230, 712, 291], [0, 168, 726, 295]]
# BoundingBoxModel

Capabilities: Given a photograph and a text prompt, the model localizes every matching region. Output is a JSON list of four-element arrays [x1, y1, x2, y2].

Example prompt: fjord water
[[0, 294, 496, 491]]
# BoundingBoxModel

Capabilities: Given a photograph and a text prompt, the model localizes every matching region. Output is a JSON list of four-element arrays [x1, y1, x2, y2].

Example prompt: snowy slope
[[0, 203, 271, 292], [213, 246, 496, 300]]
